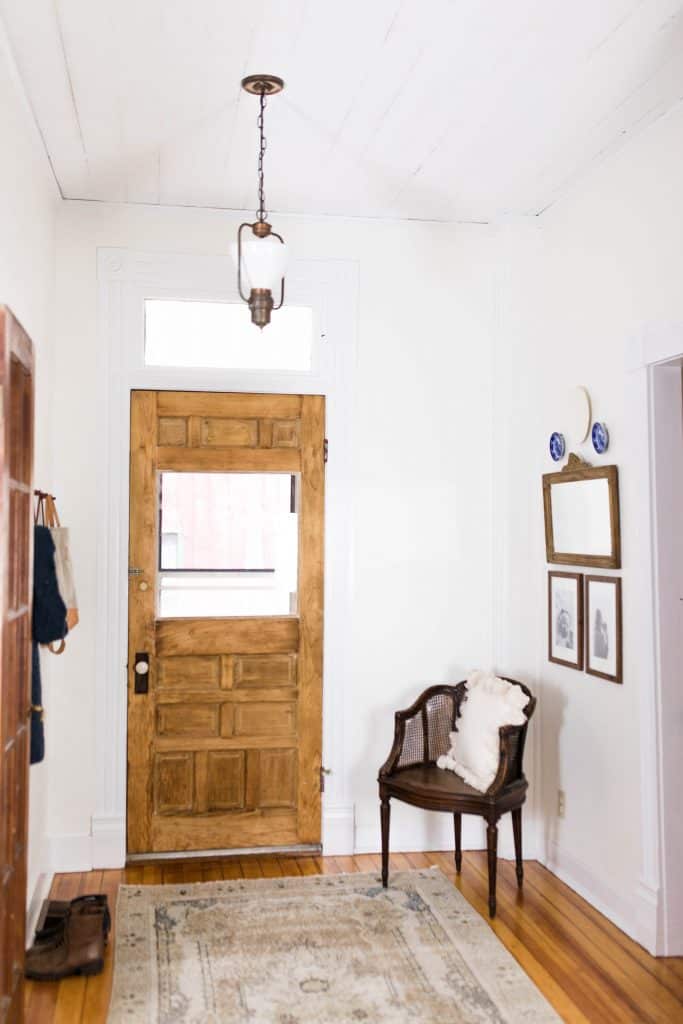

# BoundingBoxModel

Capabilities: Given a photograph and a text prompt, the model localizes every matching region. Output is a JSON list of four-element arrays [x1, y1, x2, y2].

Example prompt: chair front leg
[[453, 813, 462, 873], [380, 796, 391, 888], [486, 817, 499, 917], [512, 807, 523, 887]]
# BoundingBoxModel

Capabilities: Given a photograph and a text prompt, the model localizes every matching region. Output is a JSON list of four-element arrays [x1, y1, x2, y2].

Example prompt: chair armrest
[[486, 724, 526, 795]]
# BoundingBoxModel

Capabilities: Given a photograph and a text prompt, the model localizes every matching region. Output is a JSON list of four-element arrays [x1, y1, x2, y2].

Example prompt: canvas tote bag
[[41, 495, 79, 643]]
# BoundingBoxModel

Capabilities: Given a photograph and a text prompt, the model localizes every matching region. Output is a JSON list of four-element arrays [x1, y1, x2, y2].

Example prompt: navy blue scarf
[[31, 525, 68, 764]]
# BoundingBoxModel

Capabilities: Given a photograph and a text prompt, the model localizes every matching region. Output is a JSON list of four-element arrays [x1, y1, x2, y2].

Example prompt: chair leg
[[380, 797, 391, 888], [512, 807, 523, 888], [453, 813, 462, 873], [486, 819, 499, 917]]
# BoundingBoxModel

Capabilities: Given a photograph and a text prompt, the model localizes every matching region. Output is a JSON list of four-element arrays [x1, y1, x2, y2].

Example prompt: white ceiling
[[2, 0, 683, 222]]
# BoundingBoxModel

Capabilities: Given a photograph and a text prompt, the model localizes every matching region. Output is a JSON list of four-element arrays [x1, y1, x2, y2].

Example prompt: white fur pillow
[[437, 671, 529, 793]]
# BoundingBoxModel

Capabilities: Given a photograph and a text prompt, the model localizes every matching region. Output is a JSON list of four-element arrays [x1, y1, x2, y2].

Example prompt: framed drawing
[[548, 572, 584, 670], [542, 454, 621, 569], [585, 576, 622, 684]]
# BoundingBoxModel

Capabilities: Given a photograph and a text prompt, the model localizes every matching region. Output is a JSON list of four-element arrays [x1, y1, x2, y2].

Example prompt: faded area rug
[[108, 869, 560, 1023]]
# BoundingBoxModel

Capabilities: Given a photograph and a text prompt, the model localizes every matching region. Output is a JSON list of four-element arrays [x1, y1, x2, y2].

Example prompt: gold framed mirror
[[543, 454, 621, 569]]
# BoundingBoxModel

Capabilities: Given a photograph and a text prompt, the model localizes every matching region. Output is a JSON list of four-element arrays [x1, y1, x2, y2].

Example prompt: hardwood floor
[[24, 851, 683, 1024]]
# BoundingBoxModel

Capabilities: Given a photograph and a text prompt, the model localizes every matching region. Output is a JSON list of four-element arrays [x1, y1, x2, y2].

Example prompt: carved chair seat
[[378, 680, 536, 917]]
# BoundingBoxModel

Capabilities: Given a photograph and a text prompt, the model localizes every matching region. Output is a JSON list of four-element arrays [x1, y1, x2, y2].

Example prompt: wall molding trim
[[353, 813, 531, 860], [626, 321, 683, 955], [635, 879, 662, 955]]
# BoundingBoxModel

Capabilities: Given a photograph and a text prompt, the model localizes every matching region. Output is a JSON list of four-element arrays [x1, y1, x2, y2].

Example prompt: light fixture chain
[[257, 87, 268, 222]]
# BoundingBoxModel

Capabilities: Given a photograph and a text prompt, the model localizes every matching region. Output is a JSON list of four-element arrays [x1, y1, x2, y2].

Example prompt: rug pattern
[[108, 869, 560, 1023]]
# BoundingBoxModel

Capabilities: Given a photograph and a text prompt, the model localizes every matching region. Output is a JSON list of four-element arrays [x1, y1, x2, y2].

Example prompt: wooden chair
[[378, 680, 536, 917]]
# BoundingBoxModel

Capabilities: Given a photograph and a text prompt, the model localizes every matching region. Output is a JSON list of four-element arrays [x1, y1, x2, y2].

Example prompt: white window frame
[[93, 248, 357, 866], [143, 297, 318, 374]]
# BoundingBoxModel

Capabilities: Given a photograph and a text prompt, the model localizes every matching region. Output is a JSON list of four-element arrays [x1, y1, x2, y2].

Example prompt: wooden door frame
[[92, 249, 357, 868], [617, 325, 683, 956], [0, 307, 34, 1022]]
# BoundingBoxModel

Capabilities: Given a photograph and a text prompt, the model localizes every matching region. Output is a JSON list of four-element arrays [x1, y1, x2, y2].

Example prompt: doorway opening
[[650, 358, 683, 955]]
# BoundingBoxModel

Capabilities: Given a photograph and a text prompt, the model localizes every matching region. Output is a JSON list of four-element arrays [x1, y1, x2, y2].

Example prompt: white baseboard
[[48, 832, 93, 873], [92, 815, 126, 868], [322, 805, 355, 856], [354, 816, 488, 855], [26, 870, 54, 946], [52, 812, 358, 868], [543, 838, 643, 945], [353, 809, 535, 860], [635, 878, 663, 955]]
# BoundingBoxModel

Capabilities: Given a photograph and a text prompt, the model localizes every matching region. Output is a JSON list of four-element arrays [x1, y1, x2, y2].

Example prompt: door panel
[[0, 308, 34, 1023], [127, 391, 324, 855]]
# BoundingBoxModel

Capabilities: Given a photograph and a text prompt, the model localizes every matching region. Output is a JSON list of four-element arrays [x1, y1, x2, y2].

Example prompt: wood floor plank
[[483, 857, 680, 1024], [430, 854, 593, 1024], [220, 859, 243, 881], [24, 854, 683, 1024], [161, 861, 185, 885], [256, 857, 283, 878], [123, 865, 144, 885], [240, 858, 263, 880], [463, 853, 646, 1024], [141, 864, 162, 886], [294, 856, 320, 876], [180, 861, 205, 884], [201, 861, 224, 882], [333, 855, 356, 874], [314, 856, 342, 874], [82, 869, 122, 1024], [52, 873, 91, 1024], [277, 856, 302, 876], [404, 852, 431, 869], [524, 861, 683, 1001], [389, 852, 413, 871]]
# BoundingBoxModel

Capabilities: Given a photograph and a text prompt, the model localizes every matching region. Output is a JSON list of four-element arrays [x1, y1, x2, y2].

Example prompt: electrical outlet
[[557, 789, 566, 818]]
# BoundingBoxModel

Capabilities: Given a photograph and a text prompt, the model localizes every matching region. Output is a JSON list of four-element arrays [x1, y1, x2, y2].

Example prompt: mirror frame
[[542, 454, 621, 569]]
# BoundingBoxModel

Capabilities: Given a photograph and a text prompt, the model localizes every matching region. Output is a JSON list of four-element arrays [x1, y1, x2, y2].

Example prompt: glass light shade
[[233, 233, 288, 292]]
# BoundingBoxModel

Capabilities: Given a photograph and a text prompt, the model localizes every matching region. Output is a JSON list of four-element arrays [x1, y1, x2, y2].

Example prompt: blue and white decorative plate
[[591, 421, 609, 454], [549, 432, 565, 462]]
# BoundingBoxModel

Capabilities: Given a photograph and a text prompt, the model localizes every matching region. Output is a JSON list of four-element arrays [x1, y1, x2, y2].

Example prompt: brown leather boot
[[25, 904, 105, 980], [35, 894, 110, 944]]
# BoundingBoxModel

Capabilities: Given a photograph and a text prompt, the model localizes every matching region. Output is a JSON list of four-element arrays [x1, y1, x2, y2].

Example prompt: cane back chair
[[378, 680, 536, 917]]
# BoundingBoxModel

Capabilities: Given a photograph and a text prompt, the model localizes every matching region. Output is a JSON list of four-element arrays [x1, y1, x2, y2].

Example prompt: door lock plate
[[134, 652, 150, 694]]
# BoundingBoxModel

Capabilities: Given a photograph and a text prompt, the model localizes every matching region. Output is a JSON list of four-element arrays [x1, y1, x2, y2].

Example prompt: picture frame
[[585, 575, 622, 684], [548, 571, 584, 670]]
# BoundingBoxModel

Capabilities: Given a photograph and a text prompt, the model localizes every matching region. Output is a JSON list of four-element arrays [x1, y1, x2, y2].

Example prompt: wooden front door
[[126, 391, 324, 855]]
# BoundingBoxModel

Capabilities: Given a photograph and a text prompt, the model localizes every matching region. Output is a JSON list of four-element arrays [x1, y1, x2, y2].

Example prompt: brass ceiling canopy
[[241, 75, 285, 96]]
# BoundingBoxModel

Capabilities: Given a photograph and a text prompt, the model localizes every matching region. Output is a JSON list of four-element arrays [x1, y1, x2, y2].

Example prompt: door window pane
[[145, 299, 313, 371], [158, 472, 298, 617]]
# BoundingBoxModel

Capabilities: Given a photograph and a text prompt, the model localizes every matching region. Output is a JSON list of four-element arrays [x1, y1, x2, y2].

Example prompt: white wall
[[49, 201, 503, 865], [0, 23, 58, 925], [43, 80, 683, 955], [493, 99, 683, 947]]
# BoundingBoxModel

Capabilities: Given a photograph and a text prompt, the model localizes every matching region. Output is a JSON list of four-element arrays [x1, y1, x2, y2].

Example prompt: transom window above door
[[144, 299, 313, 371]]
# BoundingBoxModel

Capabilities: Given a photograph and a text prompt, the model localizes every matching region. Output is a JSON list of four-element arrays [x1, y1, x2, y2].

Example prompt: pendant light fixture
[[233, 75, 287, 329]]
